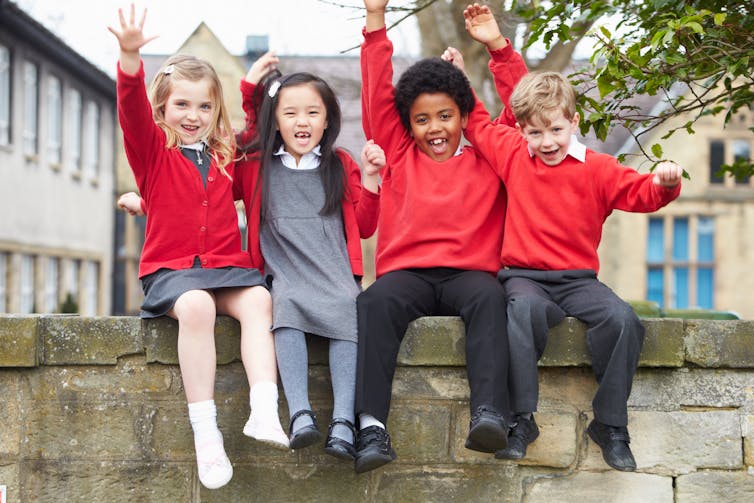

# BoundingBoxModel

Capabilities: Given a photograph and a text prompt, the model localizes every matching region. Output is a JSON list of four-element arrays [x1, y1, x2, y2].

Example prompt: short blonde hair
[[510, 72, 576, 127], [149, 54, 235, 177]]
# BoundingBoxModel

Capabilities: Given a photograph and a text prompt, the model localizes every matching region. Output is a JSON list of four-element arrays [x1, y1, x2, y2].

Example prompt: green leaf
[[651, 143, 664, 158], [713, 13, 726, 26]]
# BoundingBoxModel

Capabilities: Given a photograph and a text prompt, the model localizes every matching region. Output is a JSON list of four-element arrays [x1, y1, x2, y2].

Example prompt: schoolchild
[[461, 3, 684, 471], [234, 55, 383, 460], [353, 0, 522, 474], [109, 5, 286, 489]]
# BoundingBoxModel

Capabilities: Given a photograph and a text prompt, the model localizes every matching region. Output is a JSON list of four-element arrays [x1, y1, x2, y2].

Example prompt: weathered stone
[[387, 402, 453, 462], [685, 319, 754, 367], [744, 414, 754, 468], [640, 318, 685, 367], [201, 464, 368, 503], [525, 471, 673, 503], [0, 463, 19, 503], [676, 471, 754, 502], [538, 367, 597, 411], [540, 318, 590, 366], [144, 315, 241, 364], [582, 411, 742, 475], [400, 316, 466, 366], [0, 374, 20, 456], [374, 465, 522, 503], [630, 368, 753, 409], [392, 367, 471, 401], [0, 315, 38, 367], [19, 460, 192, 502], [23, 400, 155, 460], [41, 316, 142, 365]]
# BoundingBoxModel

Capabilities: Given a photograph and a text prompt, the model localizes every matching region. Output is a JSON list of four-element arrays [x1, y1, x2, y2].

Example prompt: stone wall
[[1, 315, 752, 502]]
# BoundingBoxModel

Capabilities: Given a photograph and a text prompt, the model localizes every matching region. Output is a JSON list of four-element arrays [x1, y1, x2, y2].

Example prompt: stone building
[[0, 0, 117, 315]]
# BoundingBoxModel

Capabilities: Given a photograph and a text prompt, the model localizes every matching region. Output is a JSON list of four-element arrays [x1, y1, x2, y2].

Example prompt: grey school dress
[[139, 146, 266, 318], [260, 157, 360, 342]]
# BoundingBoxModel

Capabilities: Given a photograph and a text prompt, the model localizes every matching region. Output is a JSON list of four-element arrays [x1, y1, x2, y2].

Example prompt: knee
[[174, 290, 216, 325], [243, 286, 272, 318], [506, 292, 540, 318], [603, 302, 644, 341]]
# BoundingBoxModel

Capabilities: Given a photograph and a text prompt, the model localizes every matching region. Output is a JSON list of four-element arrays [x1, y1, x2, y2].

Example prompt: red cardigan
[[464, 69, 681, 273], [234, 81, 379, 277], [117, 61, 251, 278], [361, 27, 507, 277]]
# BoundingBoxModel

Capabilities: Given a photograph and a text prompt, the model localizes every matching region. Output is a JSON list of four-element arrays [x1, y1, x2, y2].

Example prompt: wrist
[[486, 36, 508, 51]]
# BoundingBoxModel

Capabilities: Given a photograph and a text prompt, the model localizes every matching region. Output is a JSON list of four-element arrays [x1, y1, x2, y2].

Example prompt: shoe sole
[[290, 428, 323, 450], [324, 445, 356, 461], [586, 423, 636, 472], [466, 418, 508, 453], [354, 449, 397, 474]]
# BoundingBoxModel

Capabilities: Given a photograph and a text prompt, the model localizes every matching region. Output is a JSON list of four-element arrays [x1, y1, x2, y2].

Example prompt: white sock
[[244, 382, 289, 449], [249, 381, 279, 418], [359, 413, 385, 430], [188, 400, 232, 489]]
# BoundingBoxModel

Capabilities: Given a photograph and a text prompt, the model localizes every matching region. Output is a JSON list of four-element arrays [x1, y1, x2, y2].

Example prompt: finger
[[129, 3, 135, 26], [117, 7, 126, 28], [138, 7, 147, 30]]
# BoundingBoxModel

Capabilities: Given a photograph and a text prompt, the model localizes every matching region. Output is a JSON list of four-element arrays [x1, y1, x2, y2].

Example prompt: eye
[[200, 103, 212, 111], [440, 112, 451, 120], [414, 117, 428, 125], [174, 100, 187, 107]]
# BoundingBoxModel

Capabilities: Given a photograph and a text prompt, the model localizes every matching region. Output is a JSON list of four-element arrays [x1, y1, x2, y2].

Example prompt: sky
[[15, 0, 421, 76]]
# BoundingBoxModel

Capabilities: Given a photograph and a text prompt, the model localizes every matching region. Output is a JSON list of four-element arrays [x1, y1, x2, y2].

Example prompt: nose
[[541, 132, 555, 147], [187, 107, 198, 121]]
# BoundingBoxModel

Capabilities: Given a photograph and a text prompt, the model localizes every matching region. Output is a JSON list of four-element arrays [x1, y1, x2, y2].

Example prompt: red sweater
[[464, 94, 681, 274], [361, 27, 507, 277], [233, 81, 380, 277], [117, 61, 251, 278]]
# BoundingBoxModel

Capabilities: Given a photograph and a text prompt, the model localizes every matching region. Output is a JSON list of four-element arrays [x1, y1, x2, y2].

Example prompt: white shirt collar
[[274, 145, 321, 170], [527, 135, 586, 163], [181, 140, 206, 151]]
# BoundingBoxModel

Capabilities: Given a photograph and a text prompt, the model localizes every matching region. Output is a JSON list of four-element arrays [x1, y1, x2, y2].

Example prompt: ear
[[515, 122, 525, 138], [460, 113, 468, 129], [571, 112, 580, 129]]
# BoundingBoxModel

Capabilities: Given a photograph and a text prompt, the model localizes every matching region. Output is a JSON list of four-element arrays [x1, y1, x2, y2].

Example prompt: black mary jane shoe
[[289, 409, 323, 450], [324, 418, 357, 461]]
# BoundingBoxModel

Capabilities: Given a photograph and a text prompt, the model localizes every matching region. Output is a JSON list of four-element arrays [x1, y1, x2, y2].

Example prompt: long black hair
[[240, 70, 345, 218]]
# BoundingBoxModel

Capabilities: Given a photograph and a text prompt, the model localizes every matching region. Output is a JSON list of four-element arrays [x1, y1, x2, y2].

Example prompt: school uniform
[[117, 61, 264, 317], [357, 27, 511, 424], [464, 95, 681, 425]]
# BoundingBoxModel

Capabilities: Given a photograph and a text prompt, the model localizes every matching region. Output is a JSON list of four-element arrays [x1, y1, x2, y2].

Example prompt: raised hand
[[441, 47, 466, 74], [463, 3, 507, 50], [107, 4, 158, 74], [361, 139, 386, 193], [244, 51, 279, 86], [653, 161, 684, 187], [117, 191, 145, 216], [364, 0, 389, 13]]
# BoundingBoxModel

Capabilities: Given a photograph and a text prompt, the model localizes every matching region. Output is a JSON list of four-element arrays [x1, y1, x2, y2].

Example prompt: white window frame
[[22, 61, 38, 157], [83, 101, 100, 181], [0, 45, 10, 146], [47, 76, 63, 166], [0, 252, 7, 313], [45, 257, 59, 313], [67, 89, 82, 175], [84, 261, 99, 316], [20, 254, 35, 313]]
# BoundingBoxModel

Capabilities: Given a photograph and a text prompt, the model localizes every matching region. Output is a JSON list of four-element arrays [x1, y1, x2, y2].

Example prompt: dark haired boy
[[353, 0, 527, 473]]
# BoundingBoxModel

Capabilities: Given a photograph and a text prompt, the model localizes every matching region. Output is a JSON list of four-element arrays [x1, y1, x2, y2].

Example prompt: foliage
[[513, 0, 754, 176], [59, 292, 79, 314]]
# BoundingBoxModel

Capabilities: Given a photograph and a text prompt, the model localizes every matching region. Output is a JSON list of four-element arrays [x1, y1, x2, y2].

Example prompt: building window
[[64, 258, 80, 312], [20, 254, 35, 313], [83, 101, 100, 180], [709, 140, 725, 185], [732, 139, 751, 185], [0, 252, 7, 313], [0, 45, 10, 146], [84, 261, 99, 316], [67, 89, 82, 175], [23, 61, 39, 157], [647, 216, 715, 309], [47, 76, 63, 166], [45, 257, 59, 313]]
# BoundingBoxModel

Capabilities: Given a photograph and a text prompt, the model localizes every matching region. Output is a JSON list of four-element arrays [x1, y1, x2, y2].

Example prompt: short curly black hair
[[394, 57, 475, 131]]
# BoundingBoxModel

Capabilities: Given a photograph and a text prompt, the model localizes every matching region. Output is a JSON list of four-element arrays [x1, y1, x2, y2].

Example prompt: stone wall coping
[[0, 315, 752, 369]]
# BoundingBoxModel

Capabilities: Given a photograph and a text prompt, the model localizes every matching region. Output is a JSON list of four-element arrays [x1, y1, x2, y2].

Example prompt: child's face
[[275, 83, 328, 164], [517, 109, 580, 166], [163, 78, 214, 145], [408, 92, 467, 162]]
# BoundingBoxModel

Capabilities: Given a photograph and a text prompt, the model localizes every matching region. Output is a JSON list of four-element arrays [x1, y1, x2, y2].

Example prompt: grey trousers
[[499, 268, 644, 427]]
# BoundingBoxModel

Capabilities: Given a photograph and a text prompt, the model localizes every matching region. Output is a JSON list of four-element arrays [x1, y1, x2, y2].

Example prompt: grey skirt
[[140, 260, 266, 318]]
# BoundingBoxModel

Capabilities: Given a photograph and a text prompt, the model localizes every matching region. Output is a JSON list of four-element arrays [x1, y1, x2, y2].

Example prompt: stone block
[[373, 465, 522, 503], [538, 368, 597, 411], [0, 374, 21, 456], [630, 368, 752, 409], [202, 464, 368, 503], [540, 318, 590, 366], [582, 411, 742, 475], [387, 402, 454, 462], [144, 316, 241, 364], [392, 367, 471, 402], [41, 316, 142, 365], [745, 413, 754, 468], [23, 400, 155, 460], [525, 472, 673, 503], [399, 316, 466, 366], [19, 460, 192, 502], [676, 471, 754, 503], [0, 315, 38, 367], [0, 463, 19, 503], [639, 318, 684, 367], [685, 320, 754, 368]]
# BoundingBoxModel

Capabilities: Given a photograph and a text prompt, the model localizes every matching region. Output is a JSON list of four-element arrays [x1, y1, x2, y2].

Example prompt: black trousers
[[500, 269, 644, 427], [355, 268, 510, 425]]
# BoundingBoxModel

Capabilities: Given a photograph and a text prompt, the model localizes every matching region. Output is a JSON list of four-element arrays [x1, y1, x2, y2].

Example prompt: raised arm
[[107, 4, 157, 75], [238, 51, 279, 145]]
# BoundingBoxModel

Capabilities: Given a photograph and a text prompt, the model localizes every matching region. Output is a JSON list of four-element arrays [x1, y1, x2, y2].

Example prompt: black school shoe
[[587, 419, 637, 471], [495, 414, 540, 460], [289, 409, 323, 450], [324, 418, 357, 461], [354, 426, 397, 473], [465, 405, 508, 453]]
